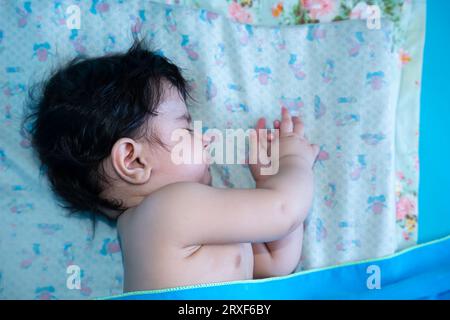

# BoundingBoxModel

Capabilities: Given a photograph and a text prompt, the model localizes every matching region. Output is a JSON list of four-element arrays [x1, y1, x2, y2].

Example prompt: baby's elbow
[[283, 193, 314, 226], [277, 202, 297, 236], [280, 200, 308, 232], [268, 191, 307, 238]]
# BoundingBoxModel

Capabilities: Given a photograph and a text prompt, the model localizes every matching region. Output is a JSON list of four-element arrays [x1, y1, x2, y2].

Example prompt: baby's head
[[26, 40, 211, 219]]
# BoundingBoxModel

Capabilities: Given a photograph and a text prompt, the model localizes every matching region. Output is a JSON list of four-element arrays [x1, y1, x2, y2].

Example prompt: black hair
[[23, 39, 191, 218]]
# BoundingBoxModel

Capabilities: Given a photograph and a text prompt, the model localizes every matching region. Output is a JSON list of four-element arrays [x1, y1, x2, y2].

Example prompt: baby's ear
[[111, 138, 152, 184]]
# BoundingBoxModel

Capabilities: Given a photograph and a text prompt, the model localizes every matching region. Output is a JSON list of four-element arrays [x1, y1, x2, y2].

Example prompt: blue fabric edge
[[100, 234, 450, 300]]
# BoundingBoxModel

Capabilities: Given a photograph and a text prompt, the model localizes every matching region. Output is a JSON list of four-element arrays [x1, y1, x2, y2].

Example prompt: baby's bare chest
[[182, 242, 254, 280]]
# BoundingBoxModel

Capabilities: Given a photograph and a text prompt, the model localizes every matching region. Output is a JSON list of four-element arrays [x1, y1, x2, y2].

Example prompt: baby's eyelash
[[186, 128, 194, 133]]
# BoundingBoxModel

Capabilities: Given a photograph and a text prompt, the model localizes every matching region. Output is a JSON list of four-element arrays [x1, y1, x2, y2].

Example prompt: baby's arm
[[250, 108, 317, 278], [252, 223, 303, 278], [145, 108, 317, 248]]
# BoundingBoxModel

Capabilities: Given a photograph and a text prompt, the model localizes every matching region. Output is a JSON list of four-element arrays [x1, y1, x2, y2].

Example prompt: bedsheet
[[0, 0, 425, 299]]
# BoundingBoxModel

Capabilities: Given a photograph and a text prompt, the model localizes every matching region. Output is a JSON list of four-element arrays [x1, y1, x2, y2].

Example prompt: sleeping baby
[[26, 40, 319, 292]]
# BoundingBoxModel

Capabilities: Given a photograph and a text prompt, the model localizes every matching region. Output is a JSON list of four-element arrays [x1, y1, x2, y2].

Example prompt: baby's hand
[[277, 107, 319, 168], [249, 107, 319, 185]]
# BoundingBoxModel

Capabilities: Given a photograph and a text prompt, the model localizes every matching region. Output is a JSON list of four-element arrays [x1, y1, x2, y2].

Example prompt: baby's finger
[[256, 117, 266, 130], [255, 117, 265, 143], [267, 135, 272, 157], [256, 117, 276, 144], [249, 125, 269, 151], [292, 116, 305, 137], [280, 107, 293, 136], [273, 119, 280, 130], [248, 130, 259, 163], [267, 130, 275, 141]]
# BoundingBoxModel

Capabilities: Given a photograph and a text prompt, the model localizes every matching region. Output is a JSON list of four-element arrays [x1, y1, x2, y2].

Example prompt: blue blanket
[[105, 236, 450, 300]]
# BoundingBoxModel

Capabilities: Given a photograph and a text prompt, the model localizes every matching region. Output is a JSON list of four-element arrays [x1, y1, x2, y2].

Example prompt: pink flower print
[[165, 8, 177, 32], [237, 24, 253, 45], [279, 96, 304, 114], [20, 243, 40, 269], [228, 1, 253, 24], [288, 54, 306, 80], [396, 196, 416, 220], [360, 133, 385, 146], [224, 99, 249, 113], [324, 183, 337, 208], [348, 32, 365, 57], [35, 286, 56, 300], [97, 2, 109, 13], [20, 258, 33, 269], [271, 28, 286, 50], [130, 11, 145, 35], [81, 281, 93, 297], [181, 35, 199, 61], [33, 43, 51, 62], [33, 42, 51, 62], [349, 155, 366, 181], [3, 104, 12, 124], [100, 238, 121, 257], [321, 59, 335, 83], [37, 49, 47, 61], [301, 0, 339, 23], [366, 195, 387, 214], [306, 25, 327, 41], [334, 112, 360, 126], [366, 71, 386, 90], [90, 0, 109, 16], [315, 145, 330, 167], [200, 9, 219, 25], [16, 2, 32, 28], [254, 66, 272, 85], [71, 39, 86, 54]]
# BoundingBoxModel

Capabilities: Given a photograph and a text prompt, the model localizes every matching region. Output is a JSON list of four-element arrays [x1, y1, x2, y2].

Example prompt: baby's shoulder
[[134, 181, 212, 219], [119, 182, 213, 245]]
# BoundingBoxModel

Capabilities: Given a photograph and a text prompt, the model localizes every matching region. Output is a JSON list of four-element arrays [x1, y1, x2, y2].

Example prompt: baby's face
[[148, 85, 212, 187]]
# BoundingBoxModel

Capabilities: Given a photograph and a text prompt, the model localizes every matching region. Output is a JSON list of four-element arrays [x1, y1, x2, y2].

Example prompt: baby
[[26, 40, 319, 292]]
